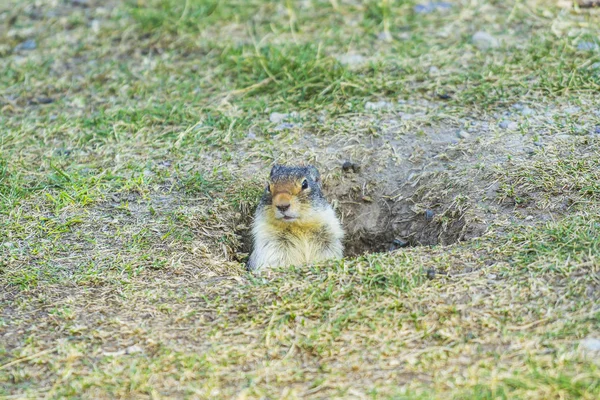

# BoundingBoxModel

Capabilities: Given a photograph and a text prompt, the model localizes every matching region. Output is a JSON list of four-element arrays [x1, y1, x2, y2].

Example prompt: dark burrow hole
[[233, 173, 484, 263]]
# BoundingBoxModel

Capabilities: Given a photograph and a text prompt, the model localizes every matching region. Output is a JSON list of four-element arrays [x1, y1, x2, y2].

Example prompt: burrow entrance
[[229, 120, 522, 263], [234, 165, 487, 262], [329, 170, 484, 257]]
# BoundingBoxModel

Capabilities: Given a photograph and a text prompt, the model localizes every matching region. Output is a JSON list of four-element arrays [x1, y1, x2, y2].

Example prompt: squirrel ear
[[307, 165, 320, 182]]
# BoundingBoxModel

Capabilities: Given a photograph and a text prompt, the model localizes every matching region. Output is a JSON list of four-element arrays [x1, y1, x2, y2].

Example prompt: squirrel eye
[[301, 179, 309, 190], [266, 183, 271, 193]]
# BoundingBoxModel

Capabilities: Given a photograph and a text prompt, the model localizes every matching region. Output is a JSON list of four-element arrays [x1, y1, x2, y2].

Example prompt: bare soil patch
[[232, 117, 543, 261]]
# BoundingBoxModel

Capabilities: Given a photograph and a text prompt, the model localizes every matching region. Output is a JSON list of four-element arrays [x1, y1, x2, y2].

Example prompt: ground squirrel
[[247, 165, 344, 272]]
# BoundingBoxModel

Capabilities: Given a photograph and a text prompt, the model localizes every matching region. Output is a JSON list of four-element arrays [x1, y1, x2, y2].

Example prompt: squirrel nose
[[277, 204, 290, 212]]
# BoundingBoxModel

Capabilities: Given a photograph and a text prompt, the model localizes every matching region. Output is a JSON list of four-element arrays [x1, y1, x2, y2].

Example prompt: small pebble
[[274, 122, 300, 131], [577, 41, 599, 51], [533, 141, 543, 147], [499, 120, 518, 130], [426, 268, 436, 280], [246, 131, 257, 140], [393, 238, 409, 247], [377, 31, 392, 41], [581, 338, 600, 352], [424, 209, 435, 221], [414, 4, 430, 13], [269, 112, 289, 124], [564, 106, 581, 114], [365, 101, 393, 111], [487, 273, 497, 280], [91, 20, 101, 33], [437, 92, 452, 100], [31, 97, 54, 105], [414, 2, 453, 14], [336, 54, 366, 67], [14, 39, 37, 51], [472, 31, 499, 50], [126, 345, 143, 354], [525, 215, 534, 221], [389, 238, 409, 251], [457, 130, 471, 139], [521, 107, 534, 116], [342, 161, 360, 173]]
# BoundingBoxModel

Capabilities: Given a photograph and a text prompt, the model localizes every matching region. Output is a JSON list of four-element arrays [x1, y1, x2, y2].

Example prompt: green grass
[[1, 0, 600, 398], [510, 215, 600, 265], [0, 159, 29, 212]]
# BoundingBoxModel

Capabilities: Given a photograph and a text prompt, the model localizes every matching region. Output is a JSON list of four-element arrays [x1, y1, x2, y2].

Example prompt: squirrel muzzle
[[271, 185, 301, 221]]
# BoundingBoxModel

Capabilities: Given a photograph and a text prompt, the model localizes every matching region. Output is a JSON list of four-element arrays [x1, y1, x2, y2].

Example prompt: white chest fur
[[248, 206, 344, 271]]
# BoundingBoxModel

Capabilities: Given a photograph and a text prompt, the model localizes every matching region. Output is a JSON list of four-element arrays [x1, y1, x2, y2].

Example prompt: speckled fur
[[248, 165, 344, 272]]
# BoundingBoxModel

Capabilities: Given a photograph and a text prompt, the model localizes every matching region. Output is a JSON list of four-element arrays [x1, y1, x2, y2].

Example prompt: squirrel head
[[262, 164, 325, 223]]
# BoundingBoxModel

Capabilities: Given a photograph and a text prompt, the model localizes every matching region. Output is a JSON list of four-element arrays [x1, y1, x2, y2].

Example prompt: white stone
[[472, 31, 499, 50], [269, 112, 289, 123], [336, 54, 366, 67], [581, 338, 600, 352], [365, 101, 393, 111]]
